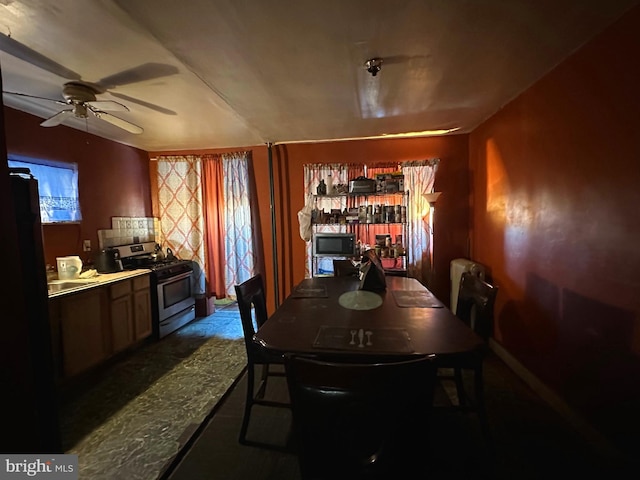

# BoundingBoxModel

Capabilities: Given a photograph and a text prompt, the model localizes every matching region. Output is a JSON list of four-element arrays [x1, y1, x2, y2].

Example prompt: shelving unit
[[310, 191, 409, 277]]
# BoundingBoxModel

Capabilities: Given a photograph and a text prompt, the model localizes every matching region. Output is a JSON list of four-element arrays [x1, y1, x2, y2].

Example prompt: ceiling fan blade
[[86, 100, 129, 112], [0, 33, 82, 80], [3, 90, 66, 105], [97, 63, 179, 89], [109, 92, 176, 115], [92, 111, 144, 134], [41, 110, 74, 127]]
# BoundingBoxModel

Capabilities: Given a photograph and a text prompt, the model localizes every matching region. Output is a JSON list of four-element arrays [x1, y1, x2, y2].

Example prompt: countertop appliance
[[95, 248, 123, 273], [56, 255, 83, 279], [8, 168, 61, 451], [312, 232, 356, 257], [348, 176, 376, 194], [117, 242, 196, 338]]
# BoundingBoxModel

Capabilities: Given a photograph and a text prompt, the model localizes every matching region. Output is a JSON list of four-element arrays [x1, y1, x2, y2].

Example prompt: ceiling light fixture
[[380, 128, 461, 138], [274, 128, 461, 145], [365, 58, 383, 76]]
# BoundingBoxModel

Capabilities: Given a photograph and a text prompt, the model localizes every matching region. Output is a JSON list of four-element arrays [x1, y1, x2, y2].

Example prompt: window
[[8, 156, 82, 223]]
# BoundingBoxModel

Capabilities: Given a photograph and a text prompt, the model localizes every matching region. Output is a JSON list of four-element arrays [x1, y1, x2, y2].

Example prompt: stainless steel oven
[[156, 269, 196, 338], [117, 242, 196, 339]]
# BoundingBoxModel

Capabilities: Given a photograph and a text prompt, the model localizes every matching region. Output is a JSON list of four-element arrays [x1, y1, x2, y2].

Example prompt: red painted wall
[[4, 107, 152, 267], [469, 6, 640, 454]]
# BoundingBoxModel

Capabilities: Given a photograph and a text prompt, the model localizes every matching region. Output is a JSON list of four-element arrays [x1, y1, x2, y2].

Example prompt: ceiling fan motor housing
[[62, 82, 98, 104]]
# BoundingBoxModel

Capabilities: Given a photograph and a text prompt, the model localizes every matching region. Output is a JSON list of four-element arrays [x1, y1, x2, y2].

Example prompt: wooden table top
[[255, 276, 485, 361]]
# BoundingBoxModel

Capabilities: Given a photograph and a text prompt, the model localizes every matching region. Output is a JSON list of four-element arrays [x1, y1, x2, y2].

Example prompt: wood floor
[[163, 350, 631, 480]]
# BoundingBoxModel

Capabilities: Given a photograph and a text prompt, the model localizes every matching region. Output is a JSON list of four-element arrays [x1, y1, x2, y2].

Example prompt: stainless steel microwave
[[313, 233, 356, 257]]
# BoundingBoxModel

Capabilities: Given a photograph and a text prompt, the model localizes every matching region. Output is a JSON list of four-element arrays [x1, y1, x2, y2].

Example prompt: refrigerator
[[3, 168, 61, 452]]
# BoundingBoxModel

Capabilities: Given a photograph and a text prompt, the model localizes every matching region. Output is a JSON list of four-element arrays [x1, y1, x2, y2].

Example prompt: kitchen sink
[[48, 280, 95, 292]]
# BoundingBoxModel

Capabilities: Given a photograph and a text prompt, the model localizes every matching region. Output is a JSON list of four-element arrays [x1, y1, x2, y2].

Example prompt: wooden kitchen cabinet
[[109, 275, 152, 353], [133, 275, 152, 340], [109, 274, 152, 349], [51, 272, 153, 380], [109, 279, 135, 353], [58, 287, 109, 377]]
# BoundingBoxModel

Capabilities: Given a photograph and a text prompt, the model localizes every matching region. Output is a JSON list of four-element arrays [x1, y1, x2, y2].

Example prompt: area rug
[[59, 308, 246, 480]]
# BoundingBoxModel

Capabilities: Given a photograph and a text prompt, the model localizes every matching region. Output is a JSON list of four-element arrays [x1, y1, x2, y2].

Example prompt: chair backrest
[[333, 259, 359, 277], [285, 354, 437, 479], [455, 272, 498, 341], [234, 274, 269, 357]]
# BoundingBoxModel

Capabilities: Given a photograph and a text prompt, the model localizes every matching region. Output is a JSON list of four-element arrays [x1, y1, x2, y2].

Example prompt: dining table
[[255, 276, 486, 363]]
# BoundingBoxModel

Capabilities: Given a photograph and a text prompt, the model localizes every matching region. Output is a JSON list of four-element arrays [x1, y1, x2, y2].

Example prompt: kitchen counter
[[48, 269, 152, 298]]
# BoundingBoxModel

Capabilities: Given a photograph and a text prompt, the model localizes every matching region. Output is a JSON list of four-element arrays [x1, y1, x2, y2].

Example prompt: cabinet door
[[60, 288, 108, 377], [110, 294, 134, 353], [133, 288, 152, 340]]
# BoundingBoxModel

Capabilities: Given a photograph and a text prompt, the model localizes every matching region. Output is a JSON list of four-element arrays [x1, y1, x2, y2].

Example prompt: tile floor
[[58, 303, 245, 480]]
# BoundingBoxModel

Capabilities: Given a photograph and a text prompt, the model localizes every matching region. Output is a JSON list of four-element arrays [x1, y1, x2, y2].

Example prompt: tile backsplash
[[98, 216, 158, 249]]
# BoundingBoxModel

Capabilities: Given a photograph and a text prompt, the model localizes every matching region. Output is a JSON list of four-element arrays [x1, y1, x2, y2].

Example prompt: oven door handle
[[157, 270, 192, 284]]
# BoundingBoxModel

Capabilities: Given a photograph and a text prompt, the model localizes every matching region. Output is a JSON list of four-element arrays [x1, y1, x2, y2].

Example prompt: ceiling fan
[[5, 81, 144, 134], [0, 32, 178, 134]]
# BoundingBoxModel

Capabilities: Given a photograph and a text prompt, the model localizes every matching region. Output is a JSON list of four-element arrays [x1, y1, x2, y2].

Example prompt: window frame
[[8, 155, 82, 224]]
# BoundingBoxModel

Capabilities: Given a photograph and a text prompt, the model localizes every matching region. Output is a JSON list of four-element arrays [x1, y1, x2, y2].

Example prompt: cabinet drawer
[[133, 274, 150, 290], [110, 279, 132, 299]]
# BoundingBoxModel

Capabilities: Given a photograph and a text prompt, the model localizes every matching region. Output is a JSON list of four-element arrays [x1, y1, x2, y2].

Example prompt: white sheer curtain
[[402, 159, 440, 284], [222, 152, 256, 297]]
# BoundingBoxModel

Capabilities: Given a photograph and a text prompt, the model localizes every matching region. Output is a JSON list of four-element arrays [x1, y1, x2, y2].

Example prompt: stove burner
[[122, 255, 192, 275], [153, 261, 193, 282]]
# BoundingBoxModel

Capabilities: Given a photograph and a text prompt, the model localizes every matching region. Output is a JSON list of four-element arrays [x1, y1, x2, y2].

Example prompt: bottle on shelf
[[326, 173, 333, 195], [358, 205, 367, 224], [356, 239, 363, 257], [394, 235, 405, 257], [311, 197, 319, 222]]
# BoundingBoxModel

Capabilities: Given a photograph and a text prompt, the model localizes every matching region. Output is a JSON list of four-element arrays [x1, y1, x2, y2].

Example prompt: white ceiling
[[0, 0, 637, 152]]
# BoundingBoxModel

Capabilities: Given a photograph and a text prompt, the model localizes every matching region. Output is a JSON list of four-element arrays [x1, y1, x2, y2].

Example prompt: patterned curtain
[[402, 159, 440, 284], [222, 152, 256, 297], [156, 155, 206, 293], [157, 152, 256, 298]]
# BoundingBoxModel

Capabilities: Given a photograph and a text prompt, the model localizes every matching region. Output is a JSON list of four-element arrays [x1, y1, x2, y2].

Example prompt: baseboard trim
[[489, 339, 623, 460]]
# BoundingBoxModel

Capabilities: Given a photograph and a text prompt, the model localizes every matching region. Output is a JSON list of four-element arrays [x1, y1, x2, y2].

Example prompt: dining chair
[[284, 354, 438, 479], [438, 271, 498, 441], [332, 259, 359, 277], [234, 274, 289, 445]]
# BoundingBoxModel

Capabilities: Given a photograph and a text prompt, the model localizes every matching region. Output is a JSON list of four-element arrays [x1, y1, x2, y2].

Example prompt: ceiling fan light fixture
[[73, 103, 88, 118], [365, 58, 383, 76]]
